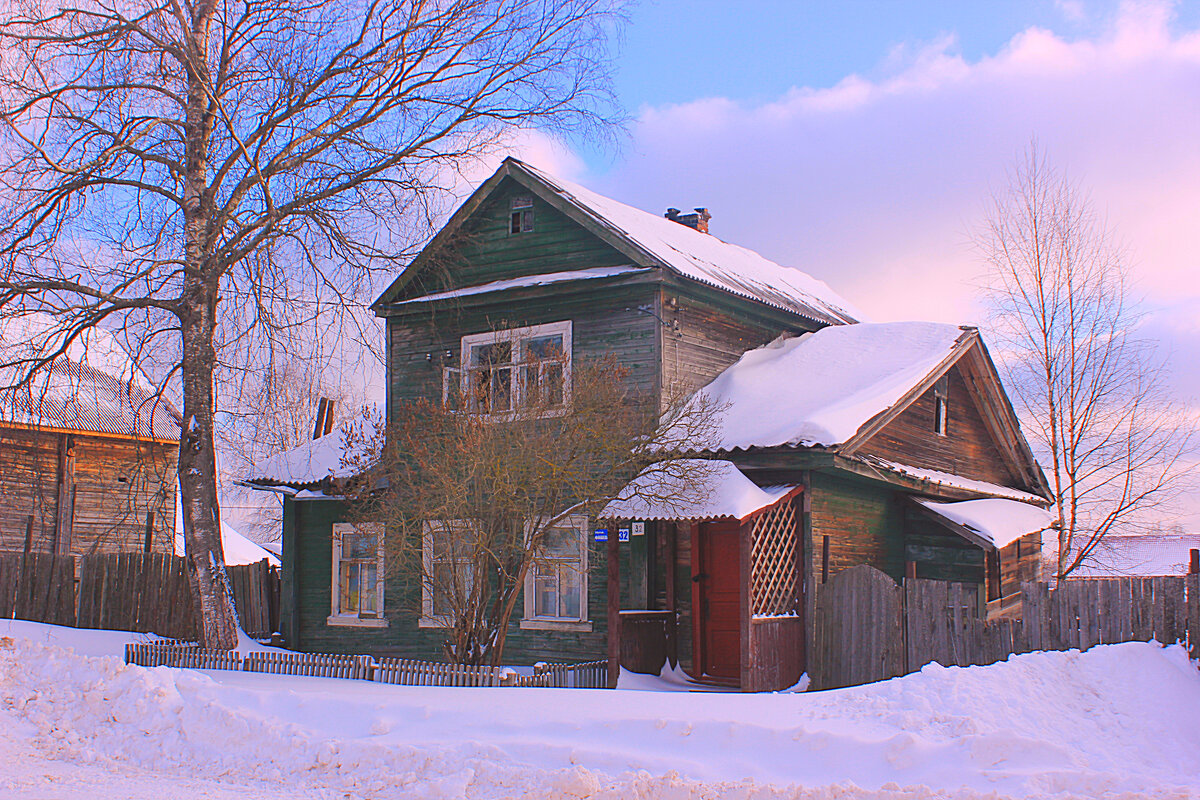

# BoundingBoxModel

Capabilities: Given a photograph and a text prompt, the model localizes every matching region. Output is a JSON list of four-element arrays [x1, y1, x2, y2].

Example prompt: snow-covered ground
[[2, 620, 1198, 799]]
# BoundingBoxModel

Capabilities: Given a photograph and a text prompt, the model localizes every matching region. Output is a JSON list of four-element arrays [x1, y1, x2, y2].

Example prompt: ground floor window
[[522, 516, 590, 630], [421, 519, 478, 627], [328, 522, 386, 627]]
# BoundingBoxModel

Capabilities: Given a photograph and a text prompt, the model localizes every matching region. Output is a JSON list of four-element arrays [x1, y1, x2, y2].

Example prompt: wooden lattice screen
[[750, 498, 799, 616]]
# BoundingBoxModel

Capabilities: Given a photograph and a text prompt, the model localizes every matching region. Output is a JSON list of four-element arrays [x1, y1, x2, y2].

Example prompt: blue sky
[[609, 1, 1179, 120]]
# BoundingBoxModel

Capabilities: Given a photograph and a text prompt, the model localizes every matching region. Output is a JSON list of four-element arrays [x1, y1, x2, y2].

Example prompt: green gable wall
[[394, 177, 635, 301]]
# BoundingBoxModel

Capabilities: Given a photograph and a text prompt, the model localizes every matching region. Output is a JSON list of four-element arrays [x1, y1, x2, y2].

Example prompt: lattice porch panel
[[750, 499, 799, 617]]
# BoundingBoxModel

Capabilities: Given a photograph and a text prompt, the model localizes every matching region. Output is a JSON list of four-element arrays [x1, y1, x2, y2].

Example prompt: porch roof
[[914, 498, 1054, 550], [601, 459, 798, 523]]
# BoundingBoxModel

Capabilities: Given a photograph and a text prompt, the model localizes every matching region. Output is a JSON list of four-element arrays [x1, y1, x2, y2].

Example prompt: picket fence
[[124, 642, 610, 689], [811, 565, 1200, 690]]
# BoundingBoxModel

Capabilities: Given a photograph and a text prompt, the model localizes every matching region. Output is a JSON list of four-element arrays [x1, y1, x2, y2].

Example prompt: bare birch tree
[[978, 144, 1195, 579], [0, 0, 624, 647], [343, 356, 722, 666]]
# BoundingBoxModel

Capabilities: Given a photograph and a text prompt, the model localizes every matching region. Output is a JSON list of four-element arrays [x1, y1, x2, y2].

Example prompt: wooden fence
[[0, 549, 279, 640], [812, 565, 1200, 690], [125, 642, 611, 689]]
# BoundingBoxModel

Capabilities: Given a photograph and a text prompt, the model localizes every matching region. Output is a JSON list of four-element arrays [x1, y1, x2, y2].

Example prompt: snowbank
[[2, 619, 1199, 799]]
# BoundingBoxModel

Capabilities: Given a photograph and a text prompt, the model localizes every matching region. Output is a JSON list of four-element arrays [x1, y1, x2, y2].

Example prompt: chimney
[[664, 207, 711, 234]]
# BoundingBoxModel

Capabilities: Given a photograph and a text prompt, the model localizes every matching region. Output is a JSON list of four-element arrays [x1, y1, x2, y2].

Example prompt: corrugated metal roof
[[0, 314, 180, 441]]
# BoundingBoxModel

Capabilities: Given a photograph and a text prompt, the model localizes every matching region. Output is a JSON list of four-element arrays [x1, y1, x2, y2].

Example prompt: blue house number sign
[[593, 528, 608, 542]]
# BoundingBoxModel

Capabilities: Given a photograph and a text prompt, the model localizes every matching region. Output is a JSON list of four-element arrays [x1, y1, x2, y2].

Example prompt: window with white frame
[[445, 321, 571, 417], [509, 194, 534, 234], [421, 519, 478, 627], [328, 522, 386, 627], [522, 516, 589, 630]]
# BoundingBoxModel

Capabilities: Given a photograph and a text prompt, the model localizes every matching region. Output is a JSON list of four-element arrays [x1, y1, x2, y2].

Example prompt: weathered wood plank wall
[[0, 427, 176, 555], [0, 550, 277, 641], [858, 365, 1018, 487]]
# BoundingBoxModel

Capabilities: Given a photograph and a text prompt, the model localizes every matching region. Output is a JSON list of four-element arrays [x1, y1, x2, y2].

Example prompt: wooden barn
[[246, 158, 1052, 690], [0, 315, 179, 555]]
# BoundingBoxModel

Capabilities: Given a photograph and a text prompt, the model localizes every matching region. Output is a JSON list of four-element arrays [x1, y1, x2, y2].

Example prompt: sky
[[490, 0, 1200, 526]]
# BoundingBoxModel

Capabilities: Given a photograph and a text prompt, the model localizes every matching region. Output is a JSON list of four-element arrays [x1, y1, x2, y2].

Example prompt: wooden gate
[[811, 565, 904, 690]]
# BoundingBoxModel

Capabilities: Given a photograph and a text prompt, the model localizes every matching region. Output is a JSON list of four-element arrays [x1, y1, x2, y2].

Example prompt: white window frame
[[327, 522, 387, 628], [419, 519, 478, 628], [521, 515, 591, 632], [448, 320, 572, 419]]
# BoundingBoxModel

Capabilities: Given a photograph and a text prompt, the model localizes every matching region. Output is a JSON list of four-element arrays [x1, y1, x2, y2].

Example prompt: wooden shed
[[0, 315, 179, 555]]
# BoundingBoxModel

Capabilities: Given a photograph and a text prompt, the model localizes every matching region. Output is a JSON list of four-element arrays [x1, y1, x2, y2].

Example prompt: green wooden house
[[245, 158, 1052, 691]]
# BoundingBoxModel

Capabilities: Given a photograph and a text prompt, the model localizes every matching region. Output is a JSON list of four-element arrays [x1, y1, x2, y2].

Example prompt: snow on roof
[[867, 458, 1047, 503], [687, 321, 968, 451], [1053, 533, 1200, 578], [245, 412, 380, 488], [514, 160, 863, 325], [245, 432, 361, 487], [174, 521, 280, 567], [915, 498, 1053, 549], [601, 459, 797, 522], [0, 312, 179, 440], [397, 266, 650, 305]]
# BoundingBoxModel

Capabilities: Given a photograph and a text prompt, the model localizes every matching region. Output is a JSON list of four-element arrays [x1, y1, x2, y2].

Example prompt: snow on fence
[[243, 651, 372, 680], [125, 642, 244, 671], [123, 642, 610, 689], [0, 549, 279, 641], [812, 565, 1200, 690], [373, 657, 510, 686]]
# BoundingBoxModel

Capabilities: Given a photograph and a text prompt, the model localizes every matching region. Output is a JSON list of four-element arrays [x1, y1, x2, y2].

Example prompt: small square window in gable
[[509, 194, 534, 234]]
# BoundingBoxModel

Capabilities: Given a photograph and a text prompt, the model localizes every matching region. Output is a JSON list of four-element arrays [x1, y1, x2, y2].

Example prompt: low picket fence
[[125, 642, 610, 689]]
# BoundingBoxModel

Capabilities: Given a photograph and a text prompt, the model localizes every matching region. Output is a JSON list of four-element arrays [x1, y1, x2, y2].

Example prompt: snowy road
[[2, 620, 1198, 799]]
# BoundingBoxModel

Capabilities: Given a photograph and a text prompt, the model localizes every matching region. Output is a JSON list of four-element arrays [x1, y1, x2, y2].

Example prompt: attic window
[[933, 374, 949, 436], [510, 195, 534, 234]]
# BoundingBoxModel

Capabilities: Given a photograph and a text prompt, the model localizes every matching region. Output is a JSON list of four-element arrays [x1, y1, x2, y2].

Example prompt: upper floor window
[[445, 321, 571, 418], [328, 522, 387, 628], [933, 374, 949, 436], [510, 194, 534, 234]]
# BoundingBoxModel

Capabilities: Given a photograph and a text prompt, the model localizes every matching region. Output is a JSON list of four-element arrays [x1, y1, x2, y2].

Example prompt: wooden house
[[0, 314, 180, 555], [246, 158, 1052, 690]]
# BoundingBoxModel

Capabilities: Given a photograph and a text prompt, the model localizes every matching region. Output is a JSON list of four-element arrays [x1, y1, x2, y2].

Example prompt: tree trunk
[[179, 289, 238, 649], [178, 0, 236, 649]]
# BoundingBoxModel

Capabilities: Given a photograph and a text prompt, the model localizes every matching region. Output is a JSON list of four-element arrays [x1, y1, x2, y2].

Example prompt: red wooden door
[[696, 522, 741, 681]]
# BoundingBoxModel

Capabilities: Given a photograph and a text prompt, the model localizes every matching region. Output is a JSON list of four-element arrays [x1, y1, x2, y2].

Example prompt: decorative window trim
[[520, 515, 591, 631], [327, 522, 387, 628], [419, 519, 477, 629], [447, 320, 572, 419]]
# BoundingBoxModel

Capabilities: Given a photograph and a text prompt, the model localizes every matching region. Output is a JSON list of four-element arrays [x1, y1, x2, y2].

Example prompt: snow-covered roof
[[1054, 533, 1200, 578], [174, 522, 280, 567], [867, 459, 1047, 504], [514, 161, 862, 325], [0, 312, 180, 440], [396, 266, 650, 305], [915, 498, 1054, 550], [601, 460, 797, 522], [685, 322, 969, 451], [245, 432, 362, 487]]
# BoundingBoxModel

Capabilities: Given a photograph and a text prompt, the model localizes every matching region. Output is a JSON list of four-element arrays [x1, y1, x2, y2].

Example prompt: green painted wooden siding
[[283, 495, 609, 663], [387, 286, 661, 425]]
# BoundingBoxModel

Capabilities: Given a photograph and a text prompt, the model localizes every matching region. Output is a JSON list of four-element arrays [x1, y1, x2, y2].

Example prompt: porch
[[601, 461, 806, 692]]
